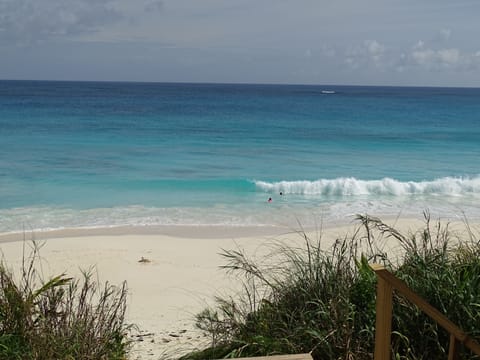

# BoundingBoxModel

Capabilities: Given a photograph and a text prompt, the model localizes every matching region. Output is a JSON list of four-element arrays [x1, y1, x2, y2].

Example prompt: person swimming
[[268, 197, 272, 203]]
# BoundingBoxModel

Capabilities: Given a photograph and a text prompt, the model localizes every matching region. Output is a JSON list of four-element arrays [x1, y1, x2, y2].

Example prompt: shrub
[[183, 213, 480, 359], [0, 242, 131, 360]]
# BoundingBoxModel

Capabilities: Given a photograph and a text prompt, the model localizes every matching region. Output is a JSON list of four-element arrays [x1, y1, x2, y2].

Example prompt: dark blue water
[[1, 81, 480, 232]]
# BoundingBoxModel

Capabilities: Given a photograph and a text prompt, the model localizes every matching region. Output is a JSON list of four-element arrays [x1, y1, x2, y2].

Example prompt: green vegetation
[[0, 242, 131, 360], [182, 213, 480, 359]]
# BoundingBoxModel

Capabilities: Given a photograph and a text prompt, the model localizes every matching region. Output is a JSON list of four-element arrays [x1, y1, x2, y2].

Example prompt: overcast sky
[[1, 0, 480, 86]]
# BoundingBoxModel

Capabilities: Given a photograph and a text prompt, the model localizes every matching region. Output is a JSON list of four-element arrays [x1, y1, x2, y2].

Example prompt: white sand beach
[[0, 217, 474, 359]]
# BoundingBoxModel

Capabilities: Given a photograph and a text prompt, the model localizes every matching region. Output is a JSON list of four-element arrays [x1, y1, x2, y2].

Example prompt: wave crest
[[255, 177, 480, 196]]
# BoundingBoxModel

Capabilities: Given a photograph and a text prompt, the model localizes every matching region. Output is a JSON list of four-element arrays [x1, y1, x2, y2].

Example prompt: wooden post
[[372, 264, 393, 360], [448, 334, 459, 360]]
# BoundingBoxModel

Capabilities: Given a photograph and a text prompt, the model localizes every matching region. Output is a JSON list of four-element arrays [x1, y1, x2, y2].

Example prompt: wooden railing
[[370, 264, 480, 360]]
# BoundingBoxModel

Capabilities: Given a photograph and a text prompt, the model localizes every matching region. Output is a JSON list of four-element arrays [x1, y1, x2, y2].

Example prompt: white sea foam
[[0, 205, 275, 234], [1, 199, 479, 234], [2, 176, 480, 233], [255, 176, 480, 197]]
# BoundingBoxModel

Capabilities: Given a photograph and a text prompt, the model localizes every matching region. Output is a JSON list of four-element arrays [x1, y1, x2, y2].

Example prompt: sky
[[1, 0, 480, 87]]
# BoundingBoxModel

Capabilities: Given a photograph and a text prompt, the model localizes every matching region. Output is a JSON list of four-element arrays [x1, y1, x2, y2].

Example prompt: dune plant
[[0, 242, 131, 360], [183, 213, 480, 360]]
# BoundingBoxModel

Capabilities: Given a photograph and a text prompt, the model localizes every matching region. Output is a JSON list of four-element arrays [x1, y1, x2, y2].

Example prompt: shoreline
[[0, 224, 292, 243], [0, 213, 431, 243]]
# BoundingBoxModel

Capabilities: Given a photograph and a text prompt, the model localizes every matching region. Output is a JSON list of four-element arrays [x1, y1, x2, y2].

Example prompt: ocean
[[1, 80, 480, 233]]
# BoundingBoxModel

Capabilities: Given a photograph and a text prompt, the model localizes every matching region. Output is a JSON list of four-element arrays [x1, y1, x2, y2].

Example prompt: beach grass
[[0, 242, 131, 360], [182, 213, 480, 359]]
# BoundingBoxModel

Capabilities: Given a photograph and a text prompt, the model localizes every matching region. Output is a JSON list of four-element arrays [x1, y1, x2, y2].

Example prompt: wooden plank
[[216, 354, 313, 360], [373, 274, 393, 360]]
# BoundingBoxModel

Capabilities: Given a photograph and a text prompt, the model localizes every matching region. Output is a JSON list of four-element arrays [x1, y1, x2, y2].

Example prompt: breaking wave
[[255, 176, 480, 197]]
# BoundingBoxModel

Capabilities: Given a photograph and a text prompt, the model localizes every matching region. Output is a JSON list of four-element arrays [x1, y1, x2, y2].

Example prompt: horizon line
[[1, 78, 479, 90]]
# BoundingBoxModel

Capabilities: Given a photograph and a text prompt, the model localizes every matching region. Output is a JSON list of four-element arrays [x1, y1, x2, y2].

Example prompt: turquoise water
[[1, 81, 480, 232]]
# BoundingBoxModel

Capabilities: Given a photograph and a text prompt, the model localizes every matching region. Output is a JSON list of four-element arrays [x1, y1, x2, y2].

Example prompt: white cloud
[[339, 35, 480, 77], [439, 28, 451, 41], [413, 40, 425, 50], [437, 48, 460, 64], [409, 43, 479, 70], [365, 40, 384, 55], [411, 48, 435, 65], [365, 40, 385, 64], [344, 40, 386, 69], [0, 0, 124, 45], [431, 28, 452, 43]]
